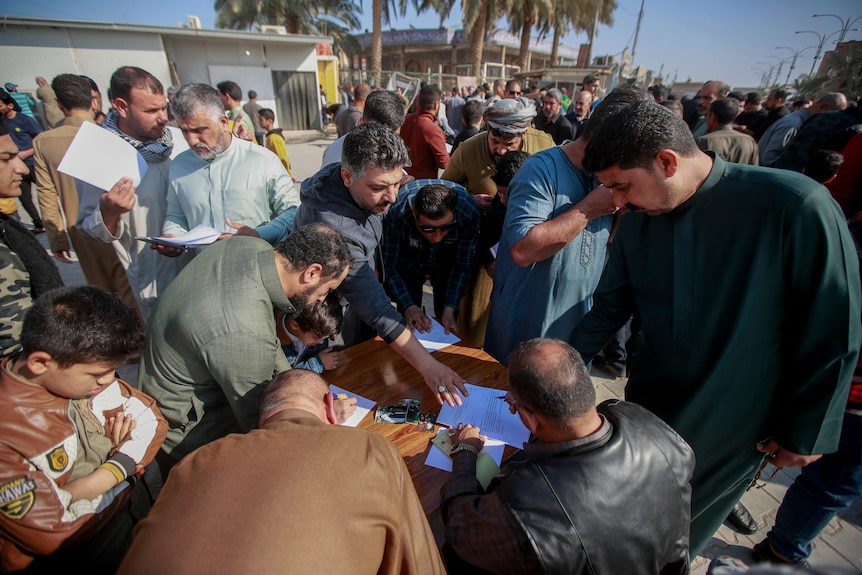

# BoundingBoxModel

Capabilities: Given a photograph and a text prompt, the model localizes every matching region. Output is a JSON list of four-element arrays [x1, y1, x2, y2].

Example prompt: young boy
[[0, 286, 167, 574], [277, 292, 342, 373], [258, 108, 294, 179]]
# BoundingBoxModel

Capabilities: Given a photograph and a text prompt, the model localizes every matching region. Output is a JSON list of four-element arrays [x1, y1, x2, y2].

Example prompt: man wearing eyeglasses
[[382, 181, 480, 336], [504, 79, 522, 99]]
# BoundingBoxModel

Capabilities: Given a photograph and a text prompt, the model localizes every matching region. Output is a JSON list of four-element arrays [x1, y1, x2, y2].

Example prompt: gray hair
[[171, 83, 225, 123], [545, 88, 563, 103], [341, 122, 410, 177]]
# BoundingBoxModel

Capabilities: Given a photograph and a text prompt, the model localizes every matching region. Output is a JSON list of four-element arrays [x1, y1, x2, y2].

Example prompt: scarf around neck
[[103, 109, 173, 163]]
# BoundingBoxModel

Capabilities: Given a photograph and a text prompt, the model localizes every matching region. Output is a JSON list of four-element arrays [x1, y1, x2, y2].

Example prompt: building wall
[[0, 25, 171, 100]]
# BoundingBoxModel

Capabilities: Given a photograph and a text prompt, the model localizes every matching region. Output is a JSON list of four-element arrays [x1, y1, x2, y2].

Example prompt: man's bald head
[[259, 369, 333, 425]]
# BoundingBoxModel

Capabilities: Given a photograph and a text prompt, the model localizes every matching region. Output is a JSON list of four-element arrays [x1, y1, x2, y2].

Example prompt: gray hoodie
[[295, 163, 406, 343]]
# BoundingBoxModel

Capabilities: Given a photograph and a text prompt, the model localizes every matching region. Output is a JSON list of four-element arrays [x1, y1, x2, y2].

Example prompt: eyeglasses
[[508, 90, 522, 96], [418, 221, 457, 234]]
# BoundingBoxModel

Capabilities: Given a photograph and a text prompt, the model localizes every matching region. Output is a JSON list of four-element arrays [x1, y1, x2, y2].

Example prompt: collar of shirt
[[523, 414, 612, 458]]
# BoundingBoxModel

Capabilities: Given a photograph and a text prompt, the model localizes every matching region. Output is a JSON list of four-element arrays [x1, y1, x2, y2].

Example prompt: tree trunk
[[518, 6, 533, 72], [551, 26, 560, 64], [471, 0, 488, 83], [372, 0, 383, 86]]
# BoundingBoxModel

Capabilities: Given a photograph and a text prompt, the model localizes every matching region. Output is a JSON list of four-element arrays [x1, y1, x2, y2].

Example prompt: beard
[[192, 130, 230, 161]]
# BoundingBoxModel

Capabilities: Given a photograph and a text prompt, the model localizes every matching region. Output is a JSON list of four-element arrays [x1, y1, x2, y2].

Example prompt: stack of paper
[[135, 225, 223, 249], [415, 318, 461, 353], [436, 383, 530, 448]]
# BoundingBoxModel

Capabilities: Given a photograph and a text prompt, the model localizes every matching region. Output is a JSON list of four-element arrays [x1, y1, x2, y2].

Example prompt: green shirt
[[571, 155, 861, 551], [140, 237, 294, 459]]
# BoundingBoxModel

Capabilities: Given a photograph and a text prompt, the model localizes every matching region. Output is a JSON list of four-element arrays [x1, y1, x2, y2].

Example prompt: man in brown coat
[[32, 74, 138, 315], [118, 369, 446, 575]]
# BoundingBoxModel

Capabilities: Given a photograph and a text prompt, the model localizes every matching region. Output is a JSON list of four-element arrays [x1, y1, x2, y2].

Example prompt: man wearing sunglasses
[[382, 181, 480, 336]]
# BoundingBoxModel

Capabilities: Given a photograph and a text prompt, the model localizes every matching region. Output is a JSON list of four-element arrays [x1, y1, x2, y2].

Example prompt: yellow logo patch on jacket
[[47, 446, 69, 472], [0, 476, 37, 519]]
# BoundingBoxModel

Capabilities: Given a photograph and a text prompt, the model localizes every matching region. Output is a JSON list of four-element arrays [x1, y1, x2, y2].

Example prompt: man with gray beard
[[157, 83, 298, 257]]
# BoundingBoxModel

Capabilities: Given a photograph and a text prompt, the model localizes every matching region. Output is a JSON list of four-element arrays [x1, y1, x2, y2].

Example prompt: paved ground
[[18, 128, 862, 572]]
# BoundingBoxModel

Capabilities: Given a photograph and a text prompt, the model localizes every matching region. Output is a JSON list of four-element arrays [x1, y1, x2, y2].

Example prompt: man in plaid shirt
[[382, 180, 480, 336]]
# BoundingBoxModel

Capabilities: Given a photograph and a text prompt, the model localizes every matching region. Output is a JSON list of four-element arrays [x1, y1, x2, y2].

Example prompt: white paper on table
[[135, 225, 223, 248], [415, 317, 461, 352], [329, 384, 376, 428], [58, 121, 148, 189], [168, 127, 190, 159], [425, 430, 505, 472], [436, 383, 530, 447]]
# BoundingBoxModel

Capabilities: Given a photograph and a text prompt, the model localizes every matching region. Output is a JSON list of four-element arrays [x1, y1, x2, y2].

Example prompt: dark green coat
[[571, 155, 861, 554]]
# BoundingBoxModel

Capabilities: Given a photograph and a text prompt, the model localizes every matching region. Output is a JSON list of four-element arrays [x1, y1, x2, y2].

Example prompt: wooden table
[[325, 337, 515, 514]]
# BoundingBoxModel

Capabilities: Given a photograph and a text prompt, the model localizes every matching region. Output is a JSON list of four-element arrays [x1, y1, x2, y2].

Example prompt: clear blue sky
[[6, 0, 861, 89]]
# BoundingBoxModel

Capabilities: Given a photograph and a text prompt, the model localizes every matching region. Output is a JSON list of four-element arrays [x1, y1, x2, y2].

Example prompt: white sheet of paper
[[416, 317, 461, 352], [330, 384, 376, 428], [168, 127, 190, 159], [424, 429, 505, 471], [436, 383, 531, 447], [135, 225, 223, 248], [58, 121, 148, 189]]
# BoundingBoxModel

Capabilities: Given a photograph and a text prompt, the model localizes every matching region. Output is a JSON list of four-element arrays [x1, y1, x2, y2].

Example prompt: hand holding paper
[[57, 121, 148, 190]]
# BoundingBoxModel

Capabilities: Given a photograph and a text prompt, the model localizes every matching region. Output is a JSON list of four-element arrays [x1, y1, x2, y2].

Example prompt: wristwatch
[[450, 442, 479, 457]]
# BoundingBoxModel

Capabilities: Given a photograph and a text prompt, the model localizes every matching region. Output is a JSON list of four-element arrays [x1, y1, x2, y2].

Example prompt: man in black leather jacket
[[441, 338, 695, 574]]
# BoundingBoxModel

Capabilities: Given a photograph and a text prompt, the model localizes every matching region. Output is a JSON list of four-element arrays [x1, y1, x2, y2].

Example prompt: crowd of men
[[0, 64, 860, 574]]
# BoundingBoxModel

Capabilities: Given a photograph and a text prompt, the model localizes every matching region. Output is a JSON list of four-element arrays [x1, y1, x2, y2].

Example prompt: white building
[[0, 17, 329, 130]]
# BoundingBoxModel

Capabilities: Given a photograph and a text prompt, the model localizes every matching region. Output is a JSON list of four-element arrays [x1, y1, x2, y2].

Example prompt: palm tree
[[366, 0, 409, 85], [538, 0, 615, 65], [506, 0, 554, 72], [214, 0, 362, 57], [416, 0, 508, 83]]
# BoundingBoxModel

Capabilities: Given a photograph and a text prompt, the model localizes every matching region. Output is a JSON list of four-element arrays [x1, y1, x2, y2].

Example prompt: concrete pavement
[[18, 128, 862, 572]]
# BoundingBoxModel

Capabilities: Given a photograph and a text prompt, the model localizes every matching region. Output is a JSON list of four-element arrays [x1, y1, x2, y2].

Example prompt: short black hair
[[292, 291, 343, 339], [363, 90, 406, 130], [217, 80, 242, 102], [804, 149, 844, 184], [771, 88, 789, 102], [650, 84, 667, 100], [581, 84, 653, 141], [413, 183, 456, 219], [341, 121, 410, 176], [110, 66, 164, 102], [507, 339, 595, 431], [462, 100, 484, 125], [81, 76, 100, 94], [52, 74, 93, 110], [0, 118, 9, 137], [259, 108, 275, 122], [417, 84, 442, 111], [744, 92, 761, 105], [584, 100, 699, 173], [248, 90, 257, 99], [21, 286, 145, 368], [710, 98, 740, 124], [491, 151, 530, 187], [277, 223, 352, 280]]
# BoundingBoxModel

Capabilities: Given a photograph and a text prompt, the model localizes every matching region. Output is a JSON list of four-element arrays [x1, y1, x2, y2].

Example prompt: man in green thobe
[[570, 100, 861, 556]]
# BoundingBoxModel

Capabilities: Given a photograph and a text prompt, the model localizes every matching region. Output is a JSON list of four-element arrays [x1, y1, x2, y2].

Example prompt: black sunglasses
[[418, 221, 457, 233]]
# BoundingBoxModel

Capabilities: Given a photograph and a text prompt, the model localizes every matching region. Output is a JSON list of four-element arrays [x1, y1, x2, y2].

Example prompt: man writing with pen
[[381, 180, 480, 336]]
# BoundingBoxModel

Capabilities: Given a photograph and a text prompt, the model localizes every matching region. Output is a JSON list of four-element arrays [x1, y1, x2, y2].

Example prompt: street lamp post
[[813, 14, 862, 48], [765, 54, 792, 87], [797, 28, 859, 76], [776, 46, 813, 85], [757, 61, 776, 87]]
